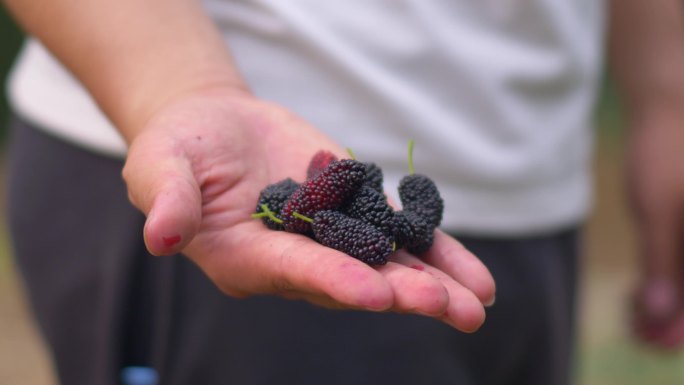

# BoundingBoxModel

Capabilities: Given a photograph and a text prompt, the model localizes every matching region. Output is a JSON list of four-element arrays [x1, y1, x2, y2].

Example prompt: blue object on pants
[[120, 366, 159, 385]]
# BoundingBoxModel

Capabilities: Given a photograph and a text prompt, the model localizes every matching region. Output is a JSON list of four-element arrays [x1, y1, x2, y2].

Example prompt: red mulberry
[[282, 159, 366, 233]]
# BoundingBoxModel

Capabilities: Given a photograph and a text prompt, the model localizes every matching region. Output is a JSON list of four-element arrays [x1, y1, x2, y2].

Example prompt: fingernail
[[162, 234, 182, 248], [484, 296, 496, 307]]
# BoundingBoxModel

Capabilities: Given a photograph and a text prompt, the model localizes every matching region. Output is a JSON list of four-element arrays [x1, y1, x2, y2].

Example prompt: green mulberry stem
[[292, 211, 314, 223], [346, 147, 357, 160], [255, 204, 283, 224], [407, 139, 415, 175]]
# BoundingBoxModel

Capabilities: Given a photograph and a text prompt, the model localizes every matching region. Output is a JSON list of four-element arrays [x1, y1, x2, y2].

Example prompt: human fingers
[[277, 276, 445, 316], [293, 260, 453, 318], [123, 139, 202, 256], [631, 280, 684, 350], [633, 279, 680, 326], [188, 222, 396, 311], [421, 231, 496, 306], [633, 310, 684, 350], [392, 251, 486, 332], [629, 204, 684, 332], [374, 261, 449, 317], [652, 312, 684, 350]]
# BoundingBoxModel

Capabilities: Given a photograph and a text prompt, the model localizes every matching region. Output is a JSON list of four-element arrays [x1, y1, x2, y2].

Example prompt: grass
[[582, 340, 684, 385]]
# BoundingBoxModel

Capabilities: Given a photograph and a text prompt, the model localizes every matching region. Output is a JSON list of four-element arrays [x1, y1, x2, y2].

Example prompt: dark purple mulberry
[[255, 178, 299, 230], [312, 210, 393, 265], [398, 174, 444, 228], [342, 185, 394, 236], [392, 210, 434, 255], [363, 162, 384, 193], [282, 159, 366, 233]]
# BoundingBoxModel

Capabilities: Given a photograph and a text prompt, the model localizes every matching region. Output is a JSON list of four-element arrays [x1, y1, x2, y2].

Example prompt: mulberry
[[282, 159, 366, 233], [343, 185, 394, 236], [398, 174, 444, 228], [392, 210, 434, 254], [306, 150, 338, 180], [398, 140, 443, 228], [254, 178, 299, 230], [312, 210, 393, 265], [364, 162, 384, 193]]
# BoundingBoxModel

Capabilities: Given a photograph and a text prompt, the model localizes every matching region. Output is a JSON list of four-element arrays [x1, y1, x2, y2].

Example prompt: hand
[[627, 115, 684, 349], [122, 87, 496, 332]]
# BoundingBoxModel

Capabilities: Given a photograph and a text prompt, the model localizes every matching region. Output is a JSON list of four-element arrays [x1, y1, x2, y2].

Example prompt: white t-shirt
[[7, 0, 607, 235]]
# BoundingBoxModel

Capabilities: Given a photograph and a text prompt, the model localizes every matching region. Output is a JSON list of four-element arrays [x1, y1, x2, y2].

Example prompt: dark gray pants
[[6, 116, 579, 385]]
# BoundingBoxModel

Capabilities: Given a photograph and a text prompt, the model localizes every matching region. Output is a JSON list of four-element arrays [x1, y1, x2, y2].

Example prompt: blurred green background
[[2, 6, 684, 385], [0, 6, 23, 132]]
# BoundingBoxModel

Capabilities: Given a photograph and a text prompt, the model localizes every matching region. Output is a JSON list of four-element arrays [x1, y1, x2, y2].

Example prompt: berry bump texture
[[343, 185, 395, 237], [255, 178, 299, 230], [363, 162, 384, 193], [312, 210, 393, 265], [252, 142, 443, 265], [398, 139, 444, 229], [398, 174, 444, 229], [281, 159, 367, 234], [392, 210, 433, 254]]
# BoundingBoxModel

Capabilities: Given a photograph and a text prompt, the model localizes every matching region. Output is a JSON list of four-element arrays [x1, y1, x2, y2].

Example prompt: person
[[3, 0, 684, 384]]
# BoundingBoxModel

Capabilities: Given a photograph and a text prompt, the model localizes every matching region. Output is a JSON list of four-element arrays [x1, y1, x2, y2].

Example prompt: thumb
[[123, 146, 202, 256]]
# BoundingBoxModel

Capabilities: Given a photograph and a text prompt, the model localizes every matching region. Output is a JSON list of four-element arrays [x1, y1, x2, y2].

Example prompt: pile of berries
[[252, 141, 444, 266]]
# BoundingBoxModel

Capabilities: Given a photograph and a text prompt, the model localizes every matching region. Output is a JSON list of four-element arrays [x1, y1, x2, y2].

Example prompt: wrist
[[117, 73, 252, 143]]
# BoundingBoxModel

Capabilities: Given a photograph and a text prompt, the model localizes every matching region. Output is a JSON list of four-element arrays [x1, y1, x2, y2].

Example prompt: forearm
[[3, 0, 248, 141], [609, 0, 684, 309], [608, 0, 684, 122]]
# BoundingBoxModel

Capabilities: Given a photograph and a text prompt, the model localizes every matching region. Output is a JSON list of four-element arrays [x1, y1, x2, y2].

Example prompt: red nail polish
[[162, 235, 181, 247]]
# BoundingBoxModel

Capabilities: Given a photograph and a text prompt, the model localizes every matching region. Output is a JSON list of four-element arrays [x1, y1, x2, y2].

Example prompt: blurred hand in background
[[610, 0, 684, 350]]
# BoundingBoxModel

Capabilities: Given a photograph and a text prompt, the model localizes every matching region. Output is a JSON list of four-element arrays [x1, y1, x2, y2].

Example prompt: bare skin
[[610, 0, 684, 349]]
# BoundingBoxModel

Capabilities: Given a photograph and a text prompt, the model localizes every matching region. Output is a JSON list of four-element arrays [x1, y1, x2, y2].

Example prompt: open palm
[[123, 88, 495, 332]]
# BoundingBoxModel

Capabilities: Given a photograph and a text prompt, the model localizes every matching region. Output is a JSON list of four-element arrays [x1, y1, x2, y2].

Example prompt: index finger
[[421, 230, 496, 306], [187, 221, 395, 310]]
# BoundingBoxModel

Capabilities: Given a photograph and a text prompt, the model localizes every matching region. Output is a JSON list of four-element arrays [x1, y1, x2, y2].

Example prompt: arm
[[4, 0, 245, 139], [3, 0, 495, 331], [609, 0, 684, 348]]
